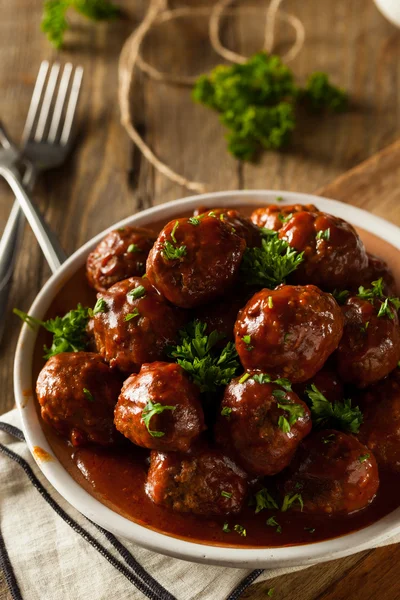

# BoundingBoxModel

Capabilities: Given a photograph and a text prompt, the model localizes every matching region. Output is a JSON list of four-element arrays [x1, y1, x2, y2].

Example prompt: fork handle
[[0, 166, 67, 273]]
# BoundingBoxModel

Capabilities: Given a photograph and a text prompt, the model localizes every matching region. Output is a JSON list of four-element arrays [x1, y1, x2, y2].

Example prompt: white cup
[[374, 0, 400, 27]]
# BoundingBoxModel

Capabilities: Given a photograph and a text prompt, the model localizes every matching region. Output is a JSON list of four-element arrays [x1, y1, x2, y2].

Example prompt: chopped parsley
[[277, 401, 305, 433], [127, 285, 146, 300], [281, 493, 303, 512], [221, 491, 233, 499], [316, 228, 330, 241], [242, 335, 253, 351], [304, 527, 315, 534], [168, 320, 240, 393], [141, 400, 176, 438], [91, 297, 107, 315], [268, 296, 274, 308], [124, 308, 140, 321], [357, 278, 400, 320], [322, 433, 336, 444], [162, 221, 187, 261], [83, 388, 94, 402], [254, 488, 279, 513], [359, 454, 370, 463], [266, 516, 282, 533], [267, 589, 274, 598], [306, 384, 363, 434], [170, 221, 179, 243], [252, 374, 292, 391], [240, 232, 304, 288], [14, 304, 90, 359], [239, 373, 251, 384], [221, 406, 233, 417], [188, 217, 200, 226], [208, 211, 217, 217], [127, 243, 141, 253], [332, 289, 350, 304], [233, 524, 246, 537], [222, 522, 231, 533]]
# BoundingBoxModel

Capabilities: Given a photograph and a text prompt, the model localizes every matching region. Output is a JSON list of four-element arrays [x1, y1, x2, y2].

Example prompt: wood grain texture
[[0, 1, 400, 599]]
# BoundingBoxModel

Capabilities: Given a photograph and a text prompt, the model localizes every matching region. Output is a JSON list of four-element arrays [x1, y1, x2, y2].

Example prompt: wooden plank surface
[[0, 1, 400, 599]]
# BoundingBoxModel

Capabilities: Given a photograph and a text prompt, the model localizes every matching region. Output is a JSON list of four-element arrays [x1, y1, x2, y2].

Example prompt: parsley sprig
[[141, 400, 176, 438], [357, 278, 400, 319], [240, 231, 304, 288], [167, 320, 239, 393], [306, 384, 363, 434], [193, 52, 348, 160], [42, 0, 120, 49], [14, 304, 90, 359]]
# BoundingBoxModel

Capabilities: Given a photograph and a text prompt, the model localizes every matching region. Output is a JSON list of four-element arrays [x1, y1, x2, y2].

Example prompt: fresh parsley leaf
[[356, 278, 400, 319], [170, 221, 179, 243], [240, 232, 304, 288], [306, 384, 363, 433], [168, 320, 240, 393], [221, 406, 233, 417], [242, 335, 253, 351], [162, 240, 187, 261], [222, 522, 231, 533], [42, 0, 120, 49], [277, 402, 305, 432], [91, 297, 107, 315], [267, 589, 274, 597], [359, 453, 370, 463], [316, 228, 330, 241], [83, 388, 94, 402], [266, 516, 282, 533], [14, 304, 90, 359], [332, 289, 350, 304], [188, 217, 200, 226], [141, 400, 176, 438], [127, 285, 146, 300], [127, 243, 141, 253], [268, 296, 274, 308], [124, 308, 140, 321], [221, 491, 232, 499], [254, 488, 279, 513], [233, 524, 246, 537], [281, 493, 303, 512]]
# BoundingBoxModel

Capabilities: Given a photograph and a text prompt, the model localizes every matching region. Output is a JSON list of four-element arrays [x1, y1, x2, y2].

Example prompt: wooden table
[[1, 1, 400, 598]]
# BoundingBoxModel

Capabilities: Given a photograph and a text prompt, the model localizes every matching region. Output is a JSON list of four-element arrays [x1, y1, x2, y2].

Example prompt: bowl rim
[[13, 189, 400, 569]]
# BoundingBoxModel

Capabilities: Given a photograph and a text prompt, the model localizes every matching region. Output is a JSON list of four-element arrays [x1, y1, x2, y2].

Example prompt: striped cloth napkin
[[1, 409, 398, 600]]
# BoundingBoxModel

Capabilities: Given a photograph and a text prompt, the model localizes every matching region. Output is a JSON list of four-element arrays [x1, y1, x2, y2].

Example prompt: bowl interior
[[14, 190, 400, 568]]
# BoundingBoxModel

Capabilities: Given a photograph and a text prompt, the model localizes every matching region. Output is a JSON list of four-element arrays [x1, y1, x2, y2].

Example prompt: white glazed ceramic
[[374, 0, 400, 27], [14, 190, 400, 569]]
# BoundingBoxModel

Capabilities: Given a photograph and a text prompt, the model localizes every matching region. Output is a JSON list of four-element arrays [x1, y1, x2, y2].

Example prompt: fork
[[0, 61, 83, 340]]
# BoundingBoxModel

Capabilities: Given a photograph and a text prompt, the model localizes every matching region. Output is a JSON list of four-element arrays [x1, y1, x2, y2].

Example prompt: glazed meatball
[[194, 207, 262, 247], [352, 253, 398, 297], [36, 352, 122, 446], [195, 290, 252, 344], [146, 447, 248, 516], [114, 362, 205, 452], [86, 227, 156, 292], [294, 366, 344, 405], [282, 430, 379, 515], [358, 370, 400, 471], [146, 216, 246, 308], [250, 203, 318, 231], [91, 277, 185, 374], [235, 285, 344, 382], [336, 296, 400, 388], [279, 211, 368, 291], [216, 375, 312, 476]]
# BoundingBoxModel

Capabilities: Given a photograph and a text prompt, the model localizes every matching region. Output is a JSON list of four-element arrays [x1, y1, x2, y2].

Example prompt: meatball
[[281, 430, 379, 515], [358, 370, 400, 471], [86, 227, 156, 292], [352, 253, 398, 297], [92, 277, 185, 374], [278, 211, 368, 291], [146, 447, 248, 516], [146, 216, 246, 308], [294, 366, 344, 404], [336, 296, 400, 388], [194, 207, 262, 247], [250, 203, 318, 231], [216, 375, 312, 476], [114, 362, 205, 452], [235, 285, 344, 382], [36, 352, 122, 446], [195, 290, 252, 344]]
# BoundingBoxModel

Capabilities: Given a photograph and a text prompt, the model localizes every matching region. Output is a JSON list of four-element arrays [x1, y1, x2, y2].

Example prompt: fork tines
[[22, 61, 84, 147]]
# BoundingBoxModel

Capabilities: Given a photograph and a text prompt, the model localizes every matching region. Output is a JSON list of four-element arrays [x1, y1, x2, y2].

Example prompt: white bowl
[[14, 190, 400, 569]]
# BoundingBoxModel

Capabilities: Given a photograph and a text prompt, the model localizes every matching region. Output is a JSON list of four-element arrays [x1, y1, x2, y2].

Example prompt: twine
[[118, 0, 305, 194]]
